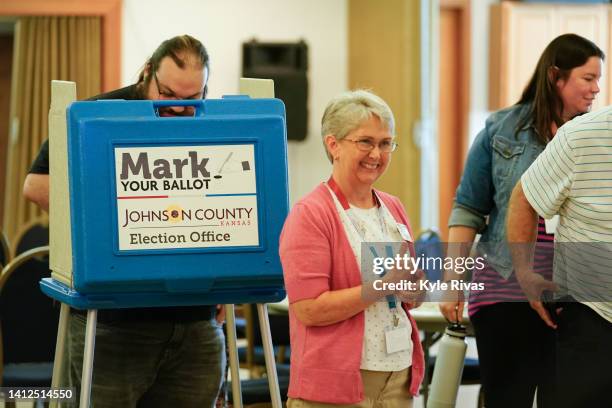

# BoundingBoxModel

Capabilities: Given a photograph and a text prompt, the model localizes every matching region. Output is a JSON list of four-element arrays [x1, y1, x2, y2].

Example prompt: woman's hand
[[396, 269, 427, 309], [291, 286, 374, 327], [439, 290, 465, 323], [439, 226, 477, 323]]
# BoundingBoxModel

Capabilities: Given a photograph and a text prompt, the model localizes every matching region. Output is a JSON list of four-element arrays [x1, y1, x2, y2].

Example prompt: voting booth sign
[[115, 144, 259, 250], [41, 97, 289, 309]]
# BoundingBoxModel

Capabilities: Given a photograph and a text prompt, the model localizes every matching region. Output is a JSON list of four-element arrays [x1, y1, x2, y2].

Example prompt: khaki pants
[[288, 368, 413, 408]]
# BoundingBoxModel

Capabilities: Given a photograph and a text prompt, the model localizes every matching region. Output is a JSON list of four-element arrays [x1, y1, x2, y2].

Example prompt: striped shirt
[[468, 217, 553, 317], [521, 105, 612, 323]]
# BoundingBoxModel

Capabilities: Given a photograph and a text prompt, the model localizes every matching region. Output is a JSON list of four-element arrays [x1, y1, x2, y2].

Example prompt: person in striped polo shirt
[[441, 34, 605, 408], [508, 105, 612, 408]]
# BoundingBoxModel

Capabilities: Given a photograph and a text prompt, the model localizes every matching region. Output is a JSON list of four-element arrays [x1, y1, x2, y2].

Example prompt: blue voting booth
[[41, 97, 288, 309], [42, 90, 290, 408]]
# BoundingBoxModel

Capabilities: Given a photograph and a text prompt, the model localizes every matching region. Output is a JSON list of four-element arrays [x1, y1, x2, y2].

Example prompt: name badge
[[385, 325, 411, 354], [397, 223, 413, 242], [545, 215, 559, 234]]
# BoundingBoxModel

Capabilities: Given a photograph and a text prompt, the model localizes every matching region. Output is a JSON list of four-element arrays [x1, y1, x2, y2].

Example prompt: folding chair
[[0, 246, 58, 406], [11, 218, 49, 258], [0, 231, 9, 268]]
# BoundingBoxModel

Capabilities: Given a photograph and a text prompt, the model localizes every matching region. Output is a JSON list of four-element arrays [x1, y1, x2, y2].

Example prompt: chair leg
[[477, 385, 485, 408], [276, 345, 286, 364]]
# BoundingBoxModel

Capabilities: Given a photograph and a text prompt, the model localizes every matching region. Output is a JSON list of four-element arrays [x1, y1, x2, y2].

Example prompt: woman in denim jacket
[[440, 34, 604, 408]]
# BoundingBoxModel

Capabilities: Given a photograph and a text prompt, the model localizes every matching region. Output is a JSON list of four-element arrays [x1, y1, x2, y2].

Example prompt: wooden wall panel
[[349, 0, 422, 230]]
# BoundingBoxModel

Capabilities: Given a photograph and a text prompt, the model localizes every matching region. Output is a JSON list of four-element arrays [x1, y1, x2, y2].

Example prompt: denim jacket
[[449, 103, 545, 279]]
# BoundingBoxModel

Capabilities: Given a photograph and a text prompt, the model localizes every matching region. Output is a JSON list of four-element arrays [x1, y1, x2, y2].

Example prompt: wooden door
[[557, 5, 609, 109], [438, 1, 469, 240], [490, 2, 610, 110]]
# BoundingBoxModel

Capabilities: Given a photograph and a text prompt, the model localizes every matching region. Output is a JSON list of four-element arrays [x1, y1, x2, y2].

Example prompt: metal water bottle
[[427, 323, 467, 408]]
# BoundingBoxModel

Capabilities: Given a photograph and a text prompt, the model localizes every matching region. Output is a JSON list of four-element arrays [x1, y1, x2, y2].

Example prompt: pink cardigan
[[279, 183, 425, 404]]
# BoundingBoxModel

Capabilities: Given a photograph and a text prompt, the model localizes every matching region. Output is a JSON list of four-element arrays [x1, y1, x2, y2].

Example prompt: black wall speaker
[[243, 40, 308, 141]]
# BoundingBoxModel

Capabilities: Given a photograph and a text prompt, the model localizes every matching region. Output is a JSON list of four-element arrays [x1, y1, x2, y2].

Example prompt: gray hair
[[321, 89, 395, 163]]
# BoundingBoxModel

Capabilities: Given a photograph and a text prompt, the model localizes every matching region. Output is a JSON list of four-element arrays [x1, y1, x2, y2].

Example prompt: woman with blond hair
[[280, 90, 424, 407]]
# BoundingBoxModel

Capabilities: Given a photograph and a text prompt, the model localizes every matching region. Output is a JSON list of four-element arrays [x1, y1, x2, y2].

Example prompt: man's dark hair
[[138, 34, 210, 98], [516, 33, 604, 144]]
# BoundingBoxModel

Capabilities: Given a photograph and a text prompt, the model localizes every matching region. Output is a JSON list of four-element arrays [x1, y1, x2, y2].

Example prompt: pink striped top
[[468, 217, 554, 317]]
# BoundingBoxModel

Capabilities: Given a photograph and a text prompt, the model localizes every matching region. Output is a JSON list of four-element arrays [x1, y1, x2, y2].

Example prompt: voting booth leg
[[79, 310, 97, 408], [50, 303, 70, 408], [257, 304, 282, 408], [225, 304, 244, 408]]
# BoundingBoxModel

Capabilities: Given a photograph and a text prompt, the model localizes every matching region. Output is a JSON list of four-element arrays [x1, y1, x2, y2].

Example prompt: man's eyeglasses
[[343, 138, 398, 153], [153, 72, 203, 100], [154, 72, 177, 99]]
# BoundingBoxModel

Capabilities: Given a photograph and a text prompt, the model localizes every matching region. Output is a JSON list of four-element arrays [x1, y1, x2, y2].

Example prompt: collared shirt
[[522, 105, 612, 323]]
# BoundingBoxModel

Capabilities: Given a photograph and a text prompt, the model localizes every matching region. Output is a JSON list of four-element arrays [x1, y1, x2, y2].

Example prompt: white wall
[[121, 0, 347, 204]]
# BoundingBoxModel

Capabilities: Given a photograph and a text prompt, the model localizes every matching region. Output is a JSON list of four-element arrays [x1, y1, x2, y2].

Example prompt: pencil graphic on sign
[[214, 152, 233, 179]]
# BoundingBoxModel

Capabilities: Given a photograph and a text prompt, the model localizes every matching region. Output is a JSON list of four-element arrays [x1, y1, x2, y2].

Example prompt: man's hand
[[215, 304, 225, 324], [516, 272, 558, 303], [528, 300, 561, 329], [507, 181, 561, 328], [515, 273, 559, 328]]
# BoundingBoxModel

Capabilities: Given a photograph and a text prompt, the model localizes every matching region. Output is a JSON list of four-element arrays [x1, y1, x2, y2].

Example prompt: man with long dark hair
[[24, 35, 225, 408]]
